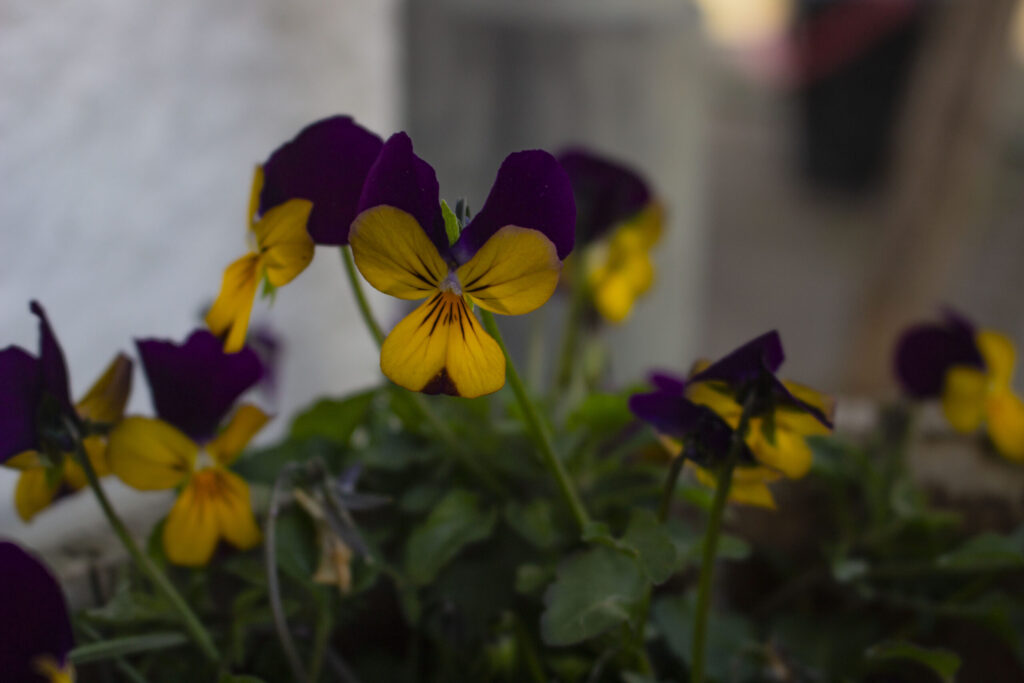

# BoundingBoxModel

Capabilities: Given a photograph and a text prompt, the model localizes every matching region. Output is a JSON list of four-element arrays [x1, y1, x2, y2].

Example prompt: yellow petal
[[977, 330, 1016, 389], [619, 201, 664, 250], [986, 390, 1024, 462], [207, 404, 270, 465], [205, 253, 261, 353], [350, 205, 447, 299], [248, 165, 264, 229], [209, 468, 262, 551], [686, 383, 743, 425], [748, 425, 813, 479], [658, 434, 684, 459], [693, 464, 779, 509], [163, 475, 219, 567], [4, 450, 42, 471], [15, 468, 58, 522], [592, 270, 639, 323], [456, 226, 561, 316], [33, 655, 74, 683], [254, 199, 315, 287], [76, 353, 133, 424], [380, 291, 505, 398], [107, 417, 196, 491], [63, 436, 110, 489], [942, 366, 987, 434], [776, 380, 834, 436]]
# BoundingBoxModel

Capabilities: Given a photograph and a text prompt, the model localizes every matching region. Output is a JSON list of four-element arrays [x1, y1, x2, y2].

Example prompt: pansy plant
[[107, 330, 267, 566], [207, 116, 383, 352], [558, 148, 663, 323], [348, 133, 575, 398], [895, 310, 1024, 461], [0, 302, 132, 521]]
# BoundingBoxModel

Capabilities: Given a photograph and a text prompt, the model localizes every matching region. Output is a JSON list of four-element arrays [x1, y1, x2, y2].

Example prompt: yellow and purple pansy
[[630, 331, 834, 508], [0, 541, 75, 682], [0, 302, 133, 521], [207, 116, 383, 352], [558, 148, 664, 323], [107, 330, 268, 566], [348, 133, 576, 398], [895, 310, 1024, 462]]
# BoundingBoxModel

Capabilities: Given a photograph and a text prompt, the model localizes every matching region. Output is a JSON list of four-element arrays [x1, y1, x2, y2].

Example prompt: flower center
[[439, 271, 463, 296], [195, 449, 216, 472]]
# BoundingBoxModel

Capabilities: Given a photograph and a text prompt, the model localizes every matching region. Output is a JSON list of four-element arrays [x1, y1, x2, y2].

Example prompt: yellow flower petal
[[62, 436, 110, 489], [4, 450, 42, 471], [693, 464, 779, 509], [456, 226, 561, 316], [592, 270, 640, 323], [380, 291, 505, 398], [107, 417, 196, 491], [977, 329, 1016, 389], [942, 365, 988, 434], [686, 382, 743, 425], [350, 205, 447, 299], [748, 425, 813, 479], [248, 166, 264, 229], [205, 253, 261, 354], [986, 390, 1024, 462], [776, 380, 834, 436], [207, 404, 270, 465], [163, 468, 260, 566], [75, 353, 133, 424], [15, 468, 58, 522], [253, 199, 315, 287], [33, 655, 74, 683]]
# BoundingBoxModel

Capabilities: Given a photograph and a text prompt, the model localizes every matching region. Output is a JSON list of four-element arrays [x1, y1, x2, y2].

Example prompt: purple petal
[[629, 390, 698, 439], [30, 301, 73, 414], [454, 150, 576, 263], [648, 370, 686, 395], [0, 346, 41, 463], [629, 390, 755, 466], [557, 148, 651, 244], [260, 115, 383, 245], [770, 376, 834, 429], [136, 330, 264, 442], [894, 313, 984, 398], [0, 542, 73, 680], [689, 331, 785, 386], [356, 132, 448, 255]]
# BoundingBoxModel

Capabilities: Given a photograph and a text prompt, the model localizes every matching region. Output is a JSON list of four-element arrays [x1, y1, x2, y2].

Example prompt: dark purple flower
[[557, 148, 652, 245], [0, 541, 74, 681], [894, 309, 985, 399], [0, 302, 75, 463], [260, 115, 384, 246], [357, 133, 576, 265], [136, 329, 263, 442]]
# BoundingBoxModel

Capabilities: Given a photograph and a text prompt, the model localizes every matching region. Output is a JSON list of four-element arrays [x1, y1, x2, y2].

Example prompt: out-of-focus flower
[[630, 331, 834, 508], [0, 302, 132, 521], [108, 330, 267, 566], [558, 149, 663, 323], [0, 541, 75, 682], [895, 311, 1024, 462], [206, 116, 383, 353], [348, 133, 575, 397]]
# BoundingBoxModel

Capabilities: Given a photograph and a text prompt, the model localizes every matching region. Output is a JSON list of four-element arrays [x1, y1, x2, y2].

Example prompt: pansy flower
[[107, 330, 268, 566], [348, 133, 575, 398], [558, 148, 664, 323], [0, 541, 75, 682], [207, 116, 383, 352], [630, 331, 834, 508], [895, 311, 1024, 461], [1, 302, 132, 521]]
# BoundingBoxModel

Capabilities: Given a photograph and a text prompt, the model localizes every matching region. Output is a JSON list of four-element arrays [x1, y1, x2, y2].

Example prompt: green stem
[[68, 422, 220, 663], [307, 600, 331, 683], [340, 246, 384, 346], [658, 454, 686, 522], [265, 464, 308, 682], [690, 407, 752, 683], [340, 244, 507, 498], [480, 310, 590, 531]]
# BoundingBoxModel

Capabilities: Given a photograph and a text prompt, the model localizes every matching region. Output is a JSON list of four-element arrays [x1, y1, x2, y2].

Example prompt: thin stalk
[[265, 464, 308, 682], [340, 246, 384, 346], [658, 455, 686, 522], [480, 310, 590, 531], [554, 261, 589, 394], [307, 600, 331, 683], [340, 244, 507, 498], [690, 407, 752, 683], [77, 622, 149, 683], [68, 420, 219, 663]]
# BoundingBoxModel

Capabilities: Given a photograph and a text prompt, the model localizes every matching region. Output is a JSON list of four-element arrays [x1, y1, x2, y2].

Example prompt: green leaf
[[69, 632, 188, 664], [219, 676, 267, 683], [832, 558, 870, 583], [441, 199, 461, 246], [664, 519, 750, 564], [505, 499, 563, 549], [567, 392, 633, 436], [865, 640, 961, 683], [540, 546, 647, 646], [274, 508, 319, 587], [622, 509, 678, 584], [404, 489, 498, 585], [653, 592, 756, 681], [290, 390, 375, 444], [515, 564, 554, 596], [937, 530, 1024, 572]]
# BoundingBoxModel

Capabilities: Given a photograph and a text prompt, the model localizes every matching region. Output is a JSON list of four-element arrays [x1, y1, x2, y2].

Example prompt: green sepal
[[260, 272, 277, 303], [441, 199, 461, 246]]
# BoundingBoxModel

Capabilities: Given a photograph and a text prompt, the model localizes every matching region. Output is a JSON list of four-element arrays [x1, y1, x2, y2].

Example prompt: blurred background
[[4, 0, 1024, 535]]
